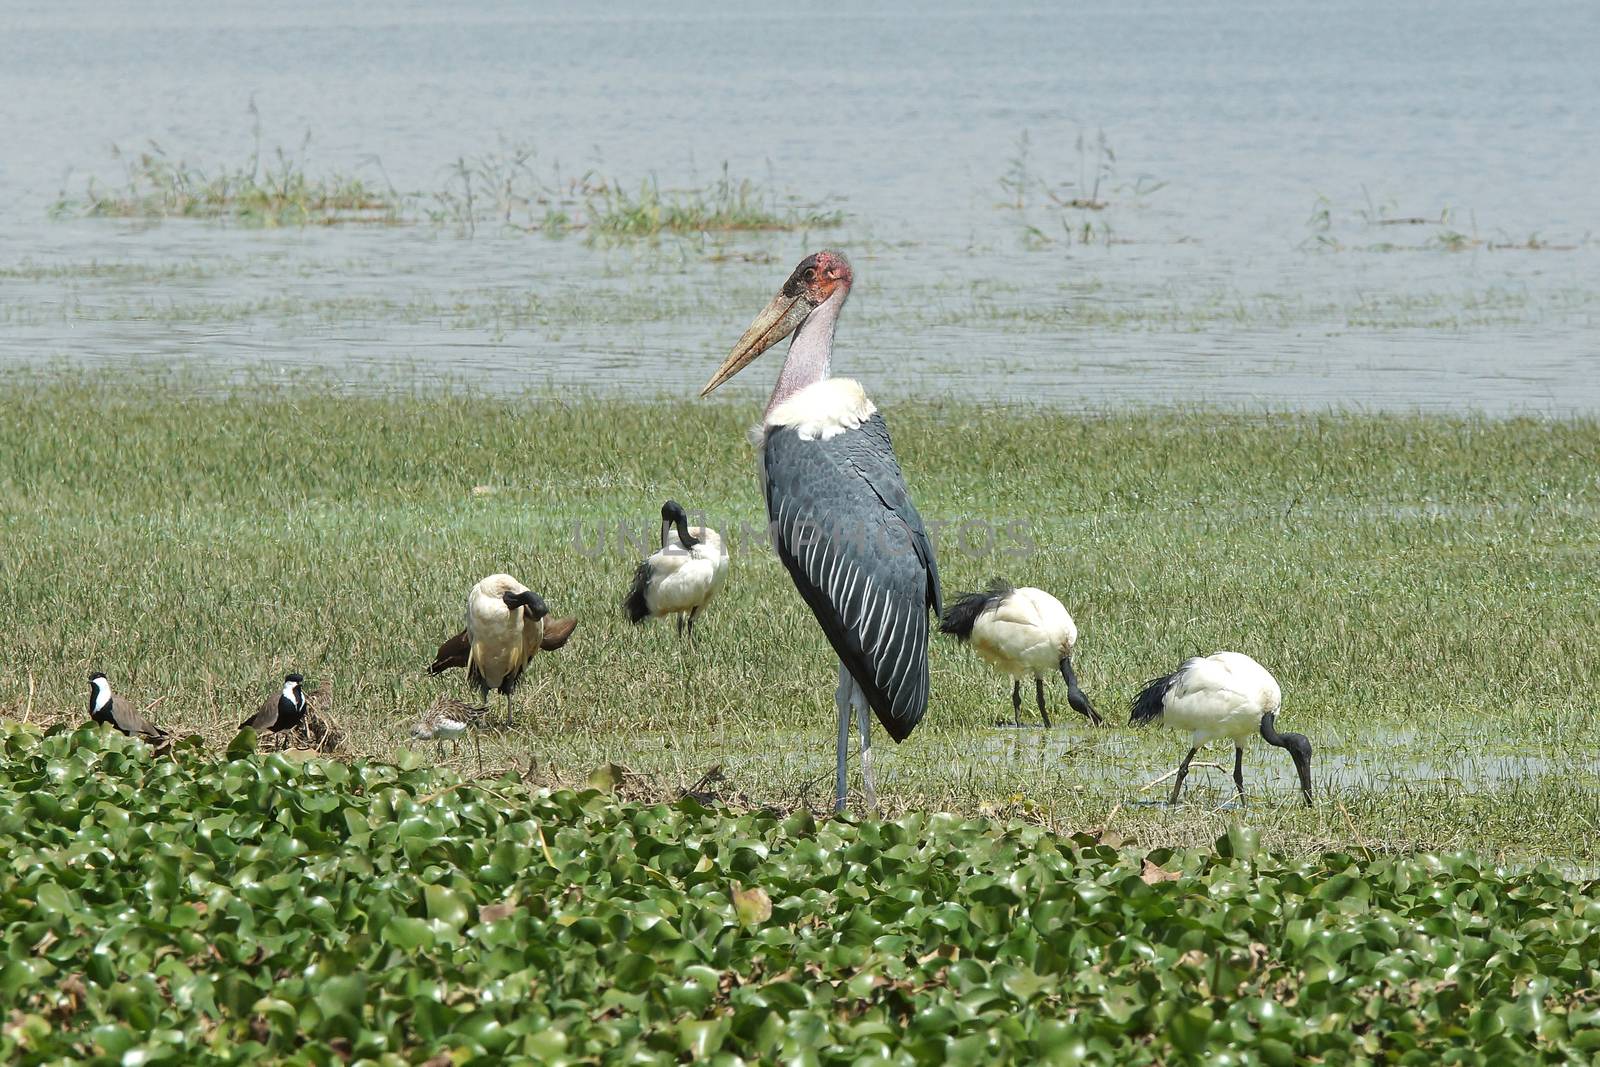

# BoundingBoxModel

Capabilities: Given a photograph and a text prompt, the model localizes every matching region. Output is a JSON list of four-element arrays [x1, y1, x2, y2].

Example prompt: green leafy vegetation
[[1, 376, 1598, 865], [4, 723, 1600, 1063]]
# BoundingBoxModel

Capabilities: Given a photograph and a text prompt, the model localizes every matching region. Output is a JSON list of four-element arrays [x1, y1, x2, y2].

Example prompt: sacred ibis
[[87, 672, 167, 742], [939, 582, 1102, 728], [700, 250, 941, 812], [240, 673, 308, 737], [428, 574, 576, 725], [623, 499, 729, 639], [1129, 651, 1313, 806]]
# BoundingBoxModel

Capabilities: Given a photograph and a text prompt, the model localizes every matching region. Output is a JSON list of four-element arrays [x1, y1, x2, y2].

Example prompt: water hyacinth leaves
[[3, 724, 1600, 1062]]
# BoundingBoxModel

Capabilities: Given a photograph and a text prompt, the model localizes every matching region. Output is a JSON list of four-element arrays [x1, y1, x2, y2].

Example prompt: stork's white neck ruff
[[764, 378, 877, 440], [91, 677, 111, 712]]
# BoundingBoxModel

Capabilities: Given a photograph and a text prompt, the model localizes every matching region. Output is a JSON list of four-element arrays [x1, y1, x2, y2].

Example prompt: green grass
[[2, 376, 1598, 865], [5, 725, 1600, 1064], [52, 145, 402, 227], [52, 140, 841, 237]]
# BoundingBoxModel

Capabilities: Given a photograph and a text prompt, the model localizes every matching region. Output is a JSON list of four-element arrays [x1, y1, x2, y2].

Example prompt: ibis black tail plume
[[1129, 671, 1179, 726], [938, 580, 1014, 641], [623, 561, 652, 624]]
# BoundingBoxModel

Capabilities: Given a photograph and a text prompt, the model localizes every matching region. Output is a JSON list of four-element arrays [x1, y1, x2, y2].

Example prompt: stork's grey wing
[[764, 412, 941, 742]]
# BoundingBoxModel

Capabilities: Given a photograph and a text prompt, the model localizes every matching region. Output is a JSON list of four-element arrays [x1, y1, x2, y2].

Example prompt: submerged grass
[[53, 144, 402, 227], [2, 377, 1599, 864], [53, 139, 840, 237]]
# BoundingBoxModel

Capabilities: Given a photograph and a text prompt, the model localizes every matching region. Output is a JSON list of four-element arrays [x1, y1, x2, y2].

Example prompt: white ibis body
[[701, 251, 942, 812], [428, 574, 576, 725], [939, 583, 1101, 728], [1129, 651, 1313, 806], [241, 673, 307, 735], [87, 672, 166, 742], [624, 500, 729, 639]]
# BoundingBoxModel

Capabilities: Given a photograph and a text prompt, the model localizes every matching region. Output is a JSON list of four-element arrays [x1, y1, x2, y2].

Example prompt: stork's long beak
[[700, 291, 812, 396]]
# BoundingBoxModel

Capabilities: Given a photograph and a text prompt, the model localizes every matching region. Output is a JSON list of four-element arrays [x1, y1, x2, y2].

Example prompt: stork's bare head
[[700, 250, 853, 397]]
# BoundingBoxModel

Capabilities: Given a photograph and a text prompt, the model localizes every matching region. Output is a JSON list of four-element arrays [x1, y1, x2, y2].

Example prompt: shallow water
[[2, 0, 1598, 410], [969, 722, 1577, 799]]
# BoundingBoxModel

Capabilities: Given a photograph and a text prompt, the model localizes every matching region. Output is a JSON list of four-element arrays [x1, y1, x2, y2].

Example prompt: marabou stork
[[623, 500, 729, 639], [700, 250, 941, 812], [1129, 651, 1313, 806], [87, 672, 167, 742], [939, 582, 1102, 728], [428, 574, 577, 725], [241, 673, 308, 737]]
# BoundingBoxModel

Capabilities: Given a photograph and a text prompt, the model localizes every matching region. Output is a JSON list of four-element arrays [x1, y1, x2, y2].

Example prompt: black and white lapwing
[[87, 672, 167, 742], [241, 673, 308, 737]]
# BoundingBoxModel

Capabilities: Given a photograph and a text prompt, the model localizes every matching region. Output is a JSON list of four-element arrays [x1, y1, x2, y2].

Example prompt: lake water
[[2, 0, 1597, 411]]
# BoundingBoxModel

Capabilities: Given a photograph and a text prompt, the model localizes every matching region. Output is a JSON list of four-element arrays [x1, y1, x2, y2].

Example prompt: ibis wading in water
[[700, 250, 941, 812], [429, 574, 577, 725], [939, 582, 1102, 728], [623, 499, 729, 639], [1129, 651, 1313, 806]]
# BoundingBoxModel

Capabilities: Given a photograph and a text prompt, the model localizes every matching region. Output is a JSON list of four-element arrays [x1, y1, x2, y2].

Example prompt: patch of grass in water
[[52, 142, 403, 227], [584, 168, 844, 237], [54, 134, 843, 239]]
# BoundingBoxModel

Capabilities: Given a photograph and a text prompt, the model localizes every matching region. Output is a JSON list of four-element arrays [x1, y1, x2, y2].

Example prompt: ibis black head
[[284, 673, 304, 686], [660, 500, 698, 549], [1260, 712, 1313, 806], [502, 589, 549, 620], [89, 671, 107, 683]]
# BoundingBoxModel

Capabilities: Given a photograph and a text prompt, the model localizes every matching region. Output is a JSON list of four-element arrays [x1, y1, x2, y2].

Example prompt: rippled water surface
[[2, 0, 1597, 409]]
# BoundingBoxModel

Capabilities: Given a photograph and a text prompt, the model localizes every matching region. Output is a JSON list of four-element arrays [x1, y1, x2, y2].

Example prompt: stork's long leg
[[1011, 680, 1022, 727], [504, 693, 514, 727], [676, 614, 685, 639], [834, 660, 853, 813], [1035, 677, 1052, 729], [1168, 747, 1200, 805], [473, 731, 483, 773], [687, 607, 701, 643], [1232, 746, 1246, 804], [855, 683, 876, 812]]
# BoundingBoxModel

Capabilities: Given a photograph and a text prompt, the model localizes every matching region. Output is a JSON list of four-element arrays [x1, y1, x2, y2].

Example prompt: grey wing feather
[[112, 696, 166, 740], [763, 413, 941, 742]]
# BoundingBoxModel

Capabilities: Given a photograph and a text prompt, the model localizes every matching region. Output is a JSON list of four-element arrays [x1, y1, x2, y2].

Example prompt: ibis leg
[[834, 661, 852, 813], [473, 731, 483, 773], [855, 685, 876, 812], [1035, 677, 1052, 729], [505, 693, 514, 727], [1168, 747, 1199, 805], [1011, 680, 1022, 727], [676, 614, 684, 639], [1232, 746, 1246, 804], [687, 607, 700, 643]]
